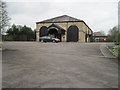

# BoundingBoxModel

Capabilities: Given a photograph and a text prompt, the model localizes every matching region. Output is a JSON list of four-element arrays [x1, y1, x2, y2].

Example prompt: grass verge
[[109, 45, 120, 59]]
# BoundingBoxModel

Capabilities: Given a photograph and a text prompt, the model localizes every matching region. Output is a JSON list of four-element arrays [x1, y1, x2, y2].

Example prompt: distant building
[[36, 15, 93, 42], [93, 32, 108, 42]]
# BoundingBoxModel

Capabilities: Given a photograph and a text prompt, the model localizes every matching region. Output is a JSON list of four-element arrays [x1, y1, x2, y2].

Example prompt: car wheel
[[53, 40, 55, 43], [55, 41, 58, 43]]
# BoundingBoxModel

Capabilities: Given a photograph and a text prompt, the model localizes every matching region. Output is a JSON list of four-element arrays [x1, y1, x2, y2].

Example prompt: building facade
[[93, 32, 108, 42], [36, 15, 93, 42]]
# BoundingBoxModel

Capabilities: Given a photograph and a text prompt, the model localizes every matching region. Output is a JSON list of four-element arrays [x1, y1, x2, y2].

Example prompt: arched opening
[[48, 28, 58, 38], [48, 28, 62, 41], [67, 25, 79, 42], [39, 26, 48, 37]]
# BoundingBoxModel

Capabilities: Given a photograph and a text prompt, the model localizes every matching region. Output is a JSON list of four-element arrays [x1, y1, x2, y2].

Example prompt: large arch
[[67, 25, 79, 42], [39, 26, 48, 37], [48, 28, 62, 41], [48, 24, 65, 41]]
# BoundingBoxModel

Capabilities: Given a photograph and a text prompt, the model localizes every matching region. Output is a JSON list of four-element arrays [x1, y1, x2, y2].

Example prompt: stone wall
[[36, 21, 92, 42]]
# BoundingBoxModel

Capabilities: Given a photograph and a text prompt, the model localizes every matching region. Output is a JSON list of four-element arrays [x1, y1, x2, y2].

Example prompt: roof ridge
[[37, 15, 82, 23], [45, 15, 66, 21]]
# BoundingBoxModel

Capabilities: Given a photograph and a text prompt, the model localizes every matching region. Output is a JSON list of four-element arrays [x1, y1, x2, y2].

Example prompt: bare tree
[[0, 0, 10, 34]]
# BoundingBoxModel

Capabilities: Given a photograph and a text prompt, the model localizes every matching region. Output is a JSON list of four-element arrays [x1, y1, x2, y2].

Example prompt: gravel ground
[[2, 42, 118, 88]]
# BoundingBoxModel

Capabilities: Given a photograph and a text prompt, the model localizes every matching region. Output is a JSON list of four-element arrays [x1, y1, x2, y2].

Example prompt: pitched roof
[[36, 15, 83, 24], [48, 24, 65, 30], [36, 15, 93, 32], [48, 24, 65, 34]]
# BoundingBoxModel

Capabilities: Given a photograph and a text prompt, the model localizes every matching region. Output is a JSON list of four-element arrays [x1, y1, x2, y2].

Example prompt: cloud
[[5, 1, 118, 34], [3, 0, 120, 2]]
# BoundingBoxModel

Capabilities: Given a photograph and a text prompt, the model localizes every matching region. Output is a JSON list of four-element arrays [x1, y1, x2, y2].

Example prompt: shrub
[[115, 42, 120, 45], [3, 35, 13, 41]]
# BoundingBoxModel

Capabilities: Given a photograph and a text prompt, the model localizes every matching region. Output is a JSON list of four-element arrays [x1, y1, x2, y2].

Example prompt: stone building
[[36, 15, 93, 42]]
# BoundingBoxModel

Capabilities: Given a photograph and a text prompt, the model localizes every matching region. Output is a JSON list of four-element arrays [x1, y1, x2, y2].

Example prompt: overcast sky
[[4, 0, 119, 34]]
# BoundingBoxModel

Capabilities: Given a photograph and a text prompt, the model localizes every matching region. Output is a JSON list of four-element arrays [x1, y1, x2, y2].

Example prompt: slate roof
[[36, 15, 93, 32], [36, 15, 83, 24]]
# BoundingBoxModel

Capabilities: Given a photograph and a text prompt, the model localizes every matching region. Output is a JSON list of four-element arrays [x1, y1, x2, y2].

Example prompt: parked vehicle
[[40, 36, 60, 43]]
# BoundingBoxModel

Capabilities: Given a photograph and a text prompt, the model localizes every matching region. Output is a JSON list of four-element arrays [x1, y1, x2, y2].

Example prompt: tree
[[0, 0, 10, 33], [108, 26, 120, 42], [7, 24, 20, 40], [19, 25, 34, 41], [6, 24, 35, 41]]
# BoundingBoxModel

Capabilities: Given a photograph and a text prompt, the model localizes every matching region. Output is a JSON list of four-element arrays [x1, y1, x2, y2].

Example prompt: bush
[[3, 35, 13, 41], [115, 42, 120, 45], [6, 24, 35, 41]]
